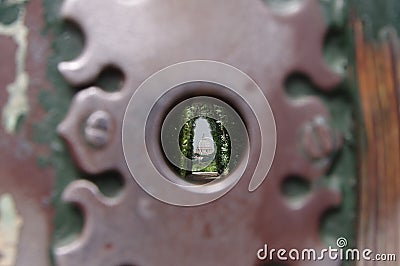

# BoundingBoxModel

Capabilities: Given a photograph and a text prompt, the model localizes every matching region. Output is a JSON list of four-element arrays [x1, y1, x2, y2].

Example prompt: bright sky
[[193, 118, 213, 149]]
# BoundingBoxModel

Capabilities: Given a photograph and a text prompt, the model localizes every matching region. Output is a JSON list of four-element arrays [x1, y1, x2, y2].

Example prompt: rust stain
[[354, 20, 400, 264], [0, 0, 54, 266]]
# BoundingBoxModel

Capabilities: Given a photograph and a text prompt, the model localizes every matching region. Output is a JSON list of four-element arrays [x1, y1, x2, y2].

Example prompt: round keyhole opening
[[160, 96, 248, 186]]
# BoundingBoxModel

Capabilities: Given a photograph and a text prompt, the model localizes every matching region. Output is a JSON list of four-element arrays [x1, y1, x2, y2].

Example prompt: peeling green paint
[[0, 194, 23, 266], [0, 0, 29, 134], [36, 0, 83, 253], [353, 0, 400, 40]]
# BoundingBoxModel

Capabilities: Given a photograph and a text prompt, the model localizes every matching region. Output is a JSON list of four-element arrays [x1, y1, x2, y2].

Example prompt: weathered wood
[[355, 20, 400, 264]]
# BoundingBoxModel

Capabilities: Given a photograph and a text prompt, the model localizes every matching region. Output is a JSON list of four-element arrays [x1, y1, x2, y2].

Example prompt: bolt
[[300, 116, 341, 160], [84, 110, 112, 148]]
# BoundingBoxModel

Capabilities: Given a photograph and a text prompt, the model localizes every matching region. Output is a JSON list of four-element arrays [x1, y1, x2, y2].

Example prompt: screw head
[[300, 116, 341, 161], [84, 110, 112, 148]]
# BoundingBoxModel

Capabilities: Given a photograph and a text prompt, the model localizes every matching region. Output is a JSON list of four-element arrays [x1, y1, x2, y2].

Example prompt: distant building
[[195, 134, 215, 156]]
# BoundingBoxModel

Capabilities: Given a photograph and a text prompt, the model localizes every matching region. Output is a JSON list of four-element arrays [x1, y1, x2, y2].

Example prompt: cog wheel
[[57, 0, 343, 265]]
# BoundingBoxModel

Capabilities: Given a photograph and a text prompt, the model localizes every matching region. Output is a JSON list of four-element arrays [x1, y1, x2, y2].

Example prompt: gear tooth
[[56, 180, 125, 264], [62, 180, 116, 209], [59, 0, 108, 86], [59, 0, 89, 36], [310, 60, 343, 90], [58, 48, 104, 87], [55, 241, 84, 266], [55, 181, 101, 266], [59, 0, 78, 19], [280, 0, 342, 90], [62, 180, 99, 204]]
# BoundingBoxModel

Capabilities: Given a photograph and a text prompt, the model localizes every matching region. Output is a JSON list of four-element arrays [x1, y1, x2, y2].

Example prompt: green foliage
[[177, 103, 232, 179], [178, 111, 195, 177], [206, 118, 224, 174]]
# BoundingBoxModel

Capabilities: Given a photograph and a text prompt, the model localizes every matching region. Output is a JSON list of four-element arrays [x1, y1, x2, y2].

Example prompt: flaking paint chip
[[0, 194, 23, 266]]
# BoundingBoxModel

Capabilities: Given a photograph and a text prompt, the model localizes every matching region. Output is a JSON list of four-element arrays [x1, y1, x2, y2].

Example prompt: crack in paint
[[0, 194, 23, 266], [0, 0, 29, 134]]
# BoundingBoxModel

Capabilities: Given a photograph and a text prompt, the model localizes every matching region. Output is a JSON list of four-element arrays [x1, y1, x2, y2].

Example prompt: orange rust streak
[[379, 40, 400, 254], [354, 20, 400, 263], [373, 43, 385, 253], [354, 21, 378, 260]]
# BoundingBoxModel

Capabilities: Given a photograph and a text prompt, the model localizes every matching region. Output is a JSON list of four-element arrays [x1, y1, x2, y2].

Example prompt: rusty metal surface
[[56, 0, 342, 265], [0, 1, 53, 266], [354, 21, 400, 265]]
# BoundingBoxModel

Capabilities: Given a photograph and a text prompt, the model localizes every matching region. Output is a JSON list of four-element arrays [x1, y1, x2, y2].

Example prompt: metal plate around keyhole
[[56, 0, 343, 265]]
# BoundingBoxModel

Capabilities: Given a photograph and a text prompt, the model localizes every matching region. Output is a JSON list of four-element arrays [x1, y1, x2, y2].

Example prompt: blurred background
[[0, 0, 399, 265]]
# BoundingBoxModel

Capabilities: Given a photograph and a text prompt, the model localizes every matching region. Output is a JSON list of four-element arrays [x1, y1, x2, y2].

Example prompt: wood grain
[[355, 20, 400, 264]]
